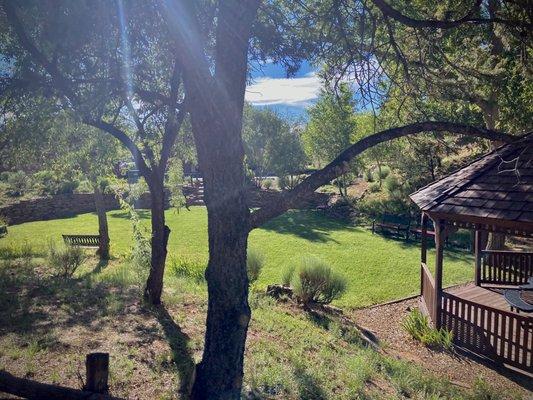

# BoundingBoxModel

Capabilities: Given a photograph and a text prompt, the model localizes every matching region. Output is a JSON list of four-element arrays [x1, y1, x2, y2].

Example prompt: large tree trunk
[[189, 85, 251, 397], [189, 83, 251, 400], [190, 201, 250, 399], [144, 178, 170, 305], [94, 185, 110, 260]]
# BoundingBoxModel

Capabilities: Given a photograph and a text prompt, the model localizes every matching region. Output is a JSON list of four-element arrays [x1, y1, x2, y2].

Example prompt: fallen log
[[0, 370, 123, 400]]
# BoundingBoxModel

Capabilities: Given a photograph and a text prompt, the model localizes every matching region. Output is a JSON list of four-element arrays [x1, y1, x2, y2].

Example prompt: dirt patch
[[351, 298, 532, 396]]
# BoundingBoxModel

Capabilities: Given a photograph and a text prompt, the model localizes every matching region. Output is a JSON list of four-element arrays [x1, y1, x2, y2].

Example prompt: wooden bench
[[62, 234, 100, 247], [410, 219, 436, 241], [372, 214, 411, 240]]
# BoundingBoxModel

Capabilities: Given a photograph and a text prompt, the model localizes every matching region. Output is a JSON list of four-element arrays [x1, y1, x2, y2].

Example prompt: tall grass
[[402, 309, 453, 351], [0, 241, 36, 260], [168, 256, 205, 283], [247, 248, 265, 284]]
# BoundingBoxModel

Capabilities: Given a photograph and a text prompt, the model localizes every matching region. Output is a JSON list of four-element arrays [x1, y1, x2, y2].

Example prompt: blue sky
[[245, 61, 319, 118]]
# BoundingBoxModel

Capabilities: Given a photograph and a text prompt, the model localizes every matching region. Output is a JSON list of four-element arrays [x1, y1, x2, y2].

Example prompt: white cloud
[[245, 73, 321, 108]]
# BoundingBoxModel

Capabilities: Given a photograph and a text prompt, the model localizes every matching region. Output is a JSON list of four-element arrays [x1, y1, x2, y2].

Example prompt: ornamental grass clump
[[47, 242, 85, 278], [247, 248, 265, 284], [291, 256, 347, 305], [169, 256, 206, 283], [402, 309, 453, 351]]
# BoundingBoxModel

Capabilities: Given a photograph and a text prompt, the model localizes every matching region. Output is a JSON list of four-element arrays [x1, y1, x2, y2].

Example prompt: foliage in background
[[166, 157, 186, 211], [304, 83, 359, 196], [242, 105, 307, 187], [5, 171, 30, 197]]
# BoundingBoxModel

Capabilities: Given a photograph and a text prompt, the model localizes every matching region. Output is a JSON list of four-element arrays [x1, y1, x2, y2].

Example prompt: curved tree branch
[[83, 118, 151, 179], [371, 0, 532, 29], [249, 122, 517, 229]]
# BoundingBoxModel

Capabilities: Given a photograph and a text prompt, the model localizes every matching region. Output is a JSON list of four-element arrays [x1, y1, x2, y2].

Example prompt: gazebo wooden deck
[[410, 134, 532, 374]]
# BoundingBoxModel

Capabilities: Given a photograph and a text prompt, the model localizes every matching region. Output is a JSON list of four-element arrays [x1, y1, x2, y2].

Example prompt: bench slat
[[62, 234, 101, 247]]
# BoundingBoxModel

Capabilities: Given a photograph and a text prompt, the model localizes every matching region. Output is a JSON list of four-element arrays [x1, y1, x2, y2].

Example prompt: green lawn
[[0, 207, 474, 308]]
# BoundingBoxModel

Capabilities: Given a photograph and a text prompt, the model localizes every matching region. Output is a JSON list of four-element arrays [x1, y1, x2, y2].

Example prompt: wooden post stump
[[85, 352, 109, 393]]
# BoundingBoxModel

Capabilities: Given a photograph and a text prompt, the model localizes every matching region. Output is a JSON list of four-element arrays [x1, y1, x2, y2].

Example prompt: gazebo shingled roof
[[410, 134, 533, 236]]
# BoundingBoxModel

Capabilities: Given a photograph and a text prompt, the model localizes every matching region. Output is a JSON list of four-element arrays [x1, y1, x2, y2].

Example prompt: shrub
[[34, 170, 79, 195], [7, 171, 29, 196], [247, 248, 265, 284], [76, 179, 94, 194], [262, 179, 273, 190], [56, 180, 79, 194], [278, 175, 300, 190], [291, 257, 347, 305], [368, 182, 381, 193], [34, 170, 55, 195], [364, 170, 374, 182], [402, 309, 453, 351], [384, 174, 401, 193], [0, 171, 10, 182], [169, 256, 205, 283], [48, 243, 85, 278], [374, 166, 390, 181]]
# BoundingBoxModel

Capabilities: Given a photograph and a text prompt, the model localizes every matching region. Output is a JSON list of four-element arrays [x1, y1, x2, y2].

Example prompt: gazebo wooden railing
[[441, 292, 532, 370], [478, 250, 533, 286], [420, 264, 532, 371], [420, 262, 436, 322]]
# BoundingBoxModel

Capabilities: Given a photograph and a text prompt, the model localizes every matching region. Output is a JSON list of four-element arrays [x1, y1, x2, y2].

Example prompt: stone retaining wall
[[0, 192, 159, 225], [0, 187, 330, 226]]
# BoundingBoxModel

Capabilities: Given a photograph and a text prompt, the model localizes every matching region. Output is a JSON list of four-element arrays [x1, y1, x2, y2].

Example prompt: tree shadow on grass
[[152, 304, 195, 396], [260, 210, 357, 243], [373, 231, 473, 263], [0, 260, 138, 340], [293, 366, 327, 400], [304, 308, 332, 330]]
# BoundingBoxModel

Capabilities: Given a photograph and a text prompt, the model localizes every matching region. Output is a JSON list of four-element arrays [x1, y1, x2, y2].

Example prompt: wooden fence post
[[474, 230, 482, 286], [85, 352, 109, 393], [433, 219, 445, 329]]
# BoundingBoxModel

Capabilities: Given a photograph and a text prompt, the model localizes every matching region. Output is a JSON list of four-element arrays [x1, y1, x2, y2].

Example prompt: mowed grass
[[0, 206, 474, 308]]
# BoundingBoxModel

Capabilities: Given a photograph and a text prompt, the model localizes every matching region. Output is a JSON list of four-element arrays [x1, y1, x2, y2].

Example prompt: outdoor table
[[504, 289, 533, 313]]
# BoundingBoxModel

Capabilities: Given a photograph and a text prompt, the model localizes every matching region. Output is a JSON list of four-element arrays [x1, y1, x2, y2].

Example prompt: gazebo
[[410, 134, 532, 373]]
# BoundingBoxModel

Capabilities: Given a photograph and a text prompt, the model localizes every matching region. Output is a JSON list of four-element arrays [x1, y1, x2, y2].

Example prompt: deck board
[[446, 284, 523, 315]]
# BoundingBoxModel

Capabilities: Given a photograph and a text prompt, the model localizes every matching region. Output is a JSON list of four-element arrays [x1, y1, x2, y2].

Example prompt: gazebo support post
[[420, 213, 428, 296], [433, 218, 445, 329], [474, 229, 482, 286], [421, 213, 428, 264]]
